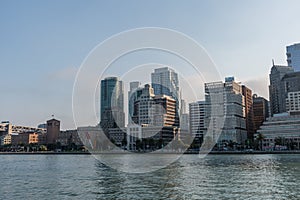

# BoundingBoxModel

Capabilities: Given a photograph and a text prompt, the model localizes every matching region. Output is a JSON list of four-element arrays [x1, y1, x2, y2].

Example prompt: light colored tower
[[205, 77, 247, 145], [269, 63, 294, 116], [151, 67, 180, 127]]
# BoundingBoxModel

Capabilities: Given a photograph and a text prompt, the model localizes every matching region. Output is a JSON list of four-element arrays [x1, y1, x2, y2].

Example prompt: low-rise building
[[11, 132, 39, 145], [0, 134, 12, 146], [57, 129, 83, 147], [257, 112, 300, 150]]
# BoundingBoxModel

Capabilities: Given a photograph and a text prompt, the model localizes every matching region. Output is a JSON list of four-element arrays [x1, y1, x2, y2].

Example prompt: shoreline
[[0, 151, 299, 155]]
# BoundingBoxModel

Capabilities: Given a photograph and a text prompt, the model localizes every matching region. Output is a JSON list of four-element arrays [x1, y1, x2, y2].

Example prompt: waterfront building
[[126, 124, 179, 151], [108, 127, 127, 147], [0, 134, 11, 146], [205, 77, 247, 145], [287, 43, 300, 71], [269, 63, 294, 115], [11, 132, 39, 145], [100, 77, 125, 133], [126, 124, 142, 150], [46, 118, 60, 144], [252, 94, 269, 133], [57, 129, 83, 147], [257, 112, 300, 150], [0, 121, 12, 136]]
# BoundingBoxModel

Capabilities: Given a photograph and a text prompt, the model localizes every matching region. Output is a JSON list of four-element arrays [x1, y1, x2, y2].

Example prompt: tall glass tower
[[100, 77, 125, 130], [287, 43, 300, 71]]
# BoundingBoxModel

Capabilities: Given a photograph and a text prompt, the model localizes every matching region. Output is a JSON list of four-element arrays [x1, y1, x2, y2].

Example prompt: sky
[[1, 0, 300, 129]]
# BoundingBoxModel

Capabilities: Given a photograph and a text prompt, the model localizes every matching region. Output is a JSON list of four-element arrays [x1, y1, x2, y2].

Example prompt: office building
[[269, 63, 294, 115], [11, 132, 39, 145], [189, 101, 206, 136], [151, 67, 180, 123], [242, 85, 254, 140], [252, 94, 269, 133], [128, 81, 141, 124], [205, 77, 247, 144], [100, 77, 125, 131], [131, 84, 178, 127], [286, 91, 300, 112], [257, 112, 300, 150], [287, 43, 300, 71]]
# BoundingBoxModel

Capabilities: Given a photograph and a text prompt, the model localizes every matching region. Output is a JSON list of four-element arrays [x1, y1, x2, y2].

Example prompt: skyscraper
[[151, 67, 180, 125], [269, 63, 294, 116], [242, 85, 254, 140], [252, 94, 269, 133], [100, 77, 125, 131], [128, 81, 141, 124], [189, 101, 206, 136], [131, 84, 178, 127], [205, 78, 247, 145], [151, 67, 179, 99], [287, 43, 300, 71]]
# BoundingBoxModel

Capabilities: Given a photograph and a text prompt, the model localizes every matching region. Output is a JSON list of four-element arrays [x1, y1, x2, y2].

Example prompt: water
[[0, 154, 299, 200]]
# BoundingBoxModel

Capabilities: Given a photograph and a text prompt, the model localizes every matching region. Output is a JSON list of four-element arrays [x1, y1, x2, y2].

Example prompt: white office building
[[189, 101, 206, 136], [286, 91, 300, 112], [257, 112, 300, 150], [205, 78, 247, 144]]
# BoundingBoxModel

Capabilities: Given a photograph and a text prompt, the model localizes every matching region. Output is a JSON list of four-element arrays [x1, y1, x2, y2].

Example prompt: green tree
[[256, 133, 265, 151]]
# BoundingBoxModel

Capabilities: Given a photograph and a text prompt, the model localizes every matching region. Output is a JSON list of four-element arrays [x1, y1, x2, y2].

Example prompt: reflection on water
[[0, 154, 299, 199]]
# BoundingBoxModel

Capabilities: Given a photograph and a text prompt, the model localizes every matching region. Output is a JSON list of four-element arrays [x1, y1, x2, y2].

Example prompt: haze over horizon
[[1, 0, 300, 129]]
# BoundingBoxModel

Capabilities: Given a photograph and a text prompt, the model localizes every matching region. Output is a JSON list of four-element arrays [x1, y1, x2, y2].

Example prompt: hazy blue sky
[[1, 0, 300, 129]]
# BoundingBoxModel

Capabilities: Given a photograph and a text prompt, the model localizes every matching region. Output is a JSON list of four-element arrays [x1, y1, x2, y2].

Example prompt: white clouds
[[243, 76, 269, 100]]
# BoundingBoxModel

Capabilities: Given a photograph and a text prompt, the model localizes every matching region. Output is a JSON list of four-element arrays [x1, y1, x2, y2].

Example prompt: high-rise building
[[242, 85, 254, 140], [269, 63, 294, 115], [151, 67, 179, 99], [151, 67, 180, 123], [100, 77, 125, 131], [189, 101, 206, 136], [128, 81, 141, 124], [287, 43, 300, 71], [252, 94, 269, 133], [286, 91, 300, 112], [131, 84, 178, 127], [205, 78, 247, 144]]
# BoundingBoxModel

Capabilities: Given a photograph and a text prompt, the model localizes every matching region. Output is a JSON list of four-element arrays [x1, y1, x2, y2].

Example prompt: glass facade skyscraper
[[100, 77, 125, 131], [287, 43, 300, 71]]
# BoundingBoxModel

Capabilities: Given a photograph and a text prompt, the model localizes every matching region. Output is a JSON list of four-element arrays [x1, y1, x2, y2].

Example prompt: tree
[[256, 133, 265, 151], [135, 139, 142, 151]]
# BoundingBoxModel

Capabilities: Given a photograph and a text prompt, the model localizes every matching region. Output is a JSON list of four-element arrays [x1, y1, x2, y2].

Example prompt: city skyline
[[1, 1, 300, 129]]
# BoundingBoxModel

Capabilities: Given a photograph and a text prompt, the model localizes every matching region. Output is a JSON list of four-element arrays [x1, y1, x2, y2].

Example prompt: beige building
[[11, 132, 39, 145], [0, 134, 12, 145]]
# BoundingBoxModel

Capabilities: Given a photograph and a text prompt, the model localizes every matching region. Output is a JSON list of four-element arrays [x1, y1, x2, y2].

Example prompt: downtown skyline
[[1, 0, 300, 129]]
